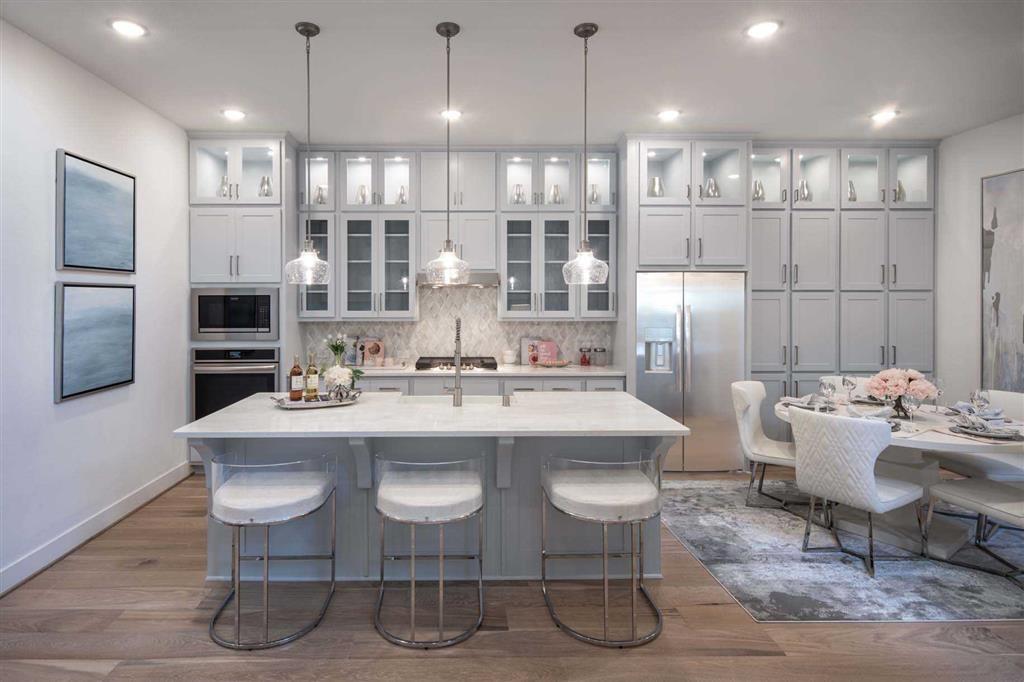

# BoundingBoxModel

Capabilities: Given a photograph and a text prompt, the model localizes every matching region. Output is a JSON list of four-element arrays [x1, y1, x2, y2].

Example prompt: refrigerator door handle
[[684, 304, 693, 392], [674, 305, 684, 392]]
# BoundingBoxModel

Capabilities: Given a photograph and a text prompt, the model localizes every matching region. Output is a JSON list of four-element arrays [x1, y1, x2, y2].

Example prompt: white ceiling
[[3, 1, 1022, 145]]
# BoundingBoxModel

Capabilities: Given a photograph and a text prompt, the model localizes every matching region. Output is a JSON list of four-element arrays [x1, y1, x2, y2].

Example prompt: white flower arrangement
[[323, 364, 353, 390]]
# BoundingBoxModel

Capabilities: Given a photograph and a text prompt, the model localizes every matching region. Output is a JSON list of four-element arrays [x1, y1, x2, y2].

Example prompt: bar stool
[[374, 457, 485, 649], [541, 455, 663, 647], [208, 454, 336, 650]]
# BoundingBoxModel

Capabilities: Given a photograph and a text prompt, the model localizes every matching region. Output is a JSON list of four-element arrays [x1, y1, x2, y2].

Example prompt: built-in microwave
[[191, 288, 278, 341]]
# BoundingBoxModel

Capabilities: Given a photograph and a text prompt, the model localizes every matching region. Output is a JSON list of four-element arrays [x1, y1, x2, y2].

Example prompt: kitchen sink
[[398, 395, 512, 406]]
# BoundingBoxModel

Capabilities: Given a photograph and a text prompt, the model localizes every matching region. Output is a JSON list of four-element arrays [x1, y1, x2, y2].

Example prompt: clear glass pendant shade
[[285, 238, 331, 285], [563, 241, 609, 285], [423, 239, 470, 286]]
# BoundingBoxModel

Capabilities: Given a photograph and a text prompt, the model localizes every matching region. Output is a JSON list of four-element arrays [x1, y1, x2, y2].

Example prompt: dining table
[[774, 400, 1023, 559]]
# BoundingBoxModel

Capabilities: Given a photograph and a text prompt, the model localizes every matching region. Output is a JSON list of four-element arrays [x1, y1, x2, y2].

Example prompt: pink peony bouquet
[[866, 368, 938, 403]]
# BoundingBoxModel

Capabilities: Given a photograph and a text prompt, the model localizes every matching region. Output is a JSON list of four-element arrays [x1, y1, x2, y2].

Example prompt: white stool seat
[[377, 470, 483, 523], [874, 476, 926, 513], [212, 471, 333, 525], [930, 479, 1024, 528], [544, 469, 660, 523]]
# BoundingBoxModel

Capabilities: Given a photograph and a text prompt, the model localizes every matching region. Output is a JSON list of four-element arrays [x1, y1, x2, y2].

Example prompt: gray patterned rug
[[660, 479, 1024, 622]]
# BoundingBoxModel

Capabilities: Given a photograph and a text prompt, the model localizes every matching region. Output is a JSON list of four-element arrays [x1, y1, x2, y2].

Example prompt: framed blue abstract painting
[[56, 150, 136, 272], [54, 283, 135, 402], [981, 168, 1024, 391]]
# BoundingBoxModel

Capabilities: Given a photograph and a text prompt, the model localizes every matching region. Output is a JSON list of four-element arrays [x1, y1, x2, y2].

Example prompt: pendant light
[[423, 22, 471, 286], [285, 21, 331, 286], [563, 23, 609, 286]]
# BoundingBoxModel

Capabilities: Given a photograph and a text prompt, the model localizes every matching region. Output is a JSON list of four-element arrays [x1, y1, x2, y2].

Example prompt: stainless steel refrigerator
[[635, 272, 746, 471]]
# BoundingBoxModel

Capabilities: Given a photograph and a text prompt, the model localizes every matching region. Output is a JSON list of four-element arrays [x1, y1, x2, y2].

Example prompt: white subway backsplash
[[301, 287, 615, 364]]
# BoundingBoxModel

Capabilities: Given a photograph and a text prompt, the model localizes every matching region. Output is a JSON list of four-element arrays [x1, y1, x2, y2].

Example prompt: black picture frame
[[54, 283, 136, 403], [56, 149, 136, 273]]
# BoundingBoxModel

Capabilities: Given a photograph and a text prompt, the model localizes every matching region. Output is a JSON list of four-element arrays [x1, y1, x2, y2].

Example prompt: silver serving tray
[[270, 395, 359, 410]]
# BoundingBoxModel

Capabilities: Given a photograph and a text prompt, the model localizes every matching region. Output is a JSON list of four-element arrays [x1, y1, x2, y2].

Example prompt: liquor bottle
[[288, 355, 304, 401], [304, 352, 319, 402]]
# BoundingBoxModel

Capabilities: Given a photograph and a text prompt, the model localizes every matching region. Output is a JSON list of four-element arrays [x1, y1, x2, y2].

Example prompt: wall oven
[[191, 288, 278, 341], [191, 348, 279, 421]]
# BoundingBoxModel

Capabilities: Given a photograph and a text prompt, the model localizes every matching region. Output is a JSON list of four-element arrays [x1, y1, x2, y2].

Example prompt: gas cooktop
[[415, 356, 498, 371]]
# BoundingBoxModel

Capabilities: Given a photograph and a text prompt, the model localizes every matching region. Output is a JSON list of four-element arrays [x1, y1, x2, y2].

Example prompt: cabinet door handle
[[685, 237, 691, 259], [782, 345, 787, 365], [698, 184, 704, 199], [686, 184, 691, 200], [235, 255, 240, 276], [514, 387, 535, 392], [893, 188, 899, 203], [551, 387, 574, 392], [234, 183, 239, 199], [782, 188, 787, 203], [698, 237, 703, 259], [881, 188, 886, 203], [793, 263, 799, 284], [611, 291, 616, 312], [378, 387, 401, 392], [892, 264, 897, 284], [459, 191, 464, 206], [794, 345, 799, 366], [228, 255, 233, 277], [881, 264, 886, 285], [454, 192, 458, 205], [540, 292, 544, 310], [881, 345, 886, 365], [892, 345, 897, 364], [781, 263, 786, 284]]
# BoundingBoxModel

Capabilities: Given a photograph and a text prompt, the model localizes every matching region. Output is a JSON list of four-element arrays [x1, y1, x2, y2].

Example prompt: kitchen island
[[174, 391, 689, 582]]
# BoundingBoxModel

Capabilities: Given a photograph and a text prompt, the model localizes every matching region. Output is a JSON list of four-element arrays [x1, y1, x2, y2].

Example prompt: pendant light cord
[[581, 34, 588, 248], [304, 34, 312, 244], [445, 35, 452, 244]]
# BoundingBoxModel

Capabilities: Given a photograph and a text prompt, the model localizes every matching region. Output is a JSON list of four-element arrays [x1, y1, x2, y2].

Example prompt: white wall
[[0, 21, 190, 592], [936, 113, 1024, 401]]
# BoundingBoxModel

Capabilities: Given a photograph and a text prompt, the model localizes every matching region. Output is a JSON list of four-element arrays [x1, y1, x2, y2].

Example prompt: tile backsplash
[[301, 287, 615, 365]]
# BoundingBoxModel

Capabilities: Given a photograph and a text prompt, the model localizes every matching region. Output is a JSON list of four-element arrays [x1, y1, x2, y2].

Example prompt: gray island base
[[174, 392, 690, 582]]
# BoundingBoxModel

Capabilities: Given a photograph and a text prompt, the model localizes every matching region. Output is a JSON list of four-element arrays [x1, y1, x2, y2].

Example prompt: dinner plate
[[949, 425, 1023, 441], [785, 403, 836, 412]]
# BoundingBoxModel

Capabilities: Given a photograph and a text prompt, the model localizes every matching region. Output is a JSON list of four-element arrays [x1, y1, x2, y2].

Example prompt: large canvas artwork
[[56, 150, 136, 272], [54, 283, 136, 402], [981, 168, 1024, 391]]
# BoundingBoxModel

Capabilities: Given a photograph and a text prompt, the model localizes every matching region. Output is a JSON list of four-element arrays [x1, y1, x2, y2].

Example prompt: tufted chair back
[[988, 390, 1024, 421], [731, 381, 766, 461], [790, 408, 891, 512]]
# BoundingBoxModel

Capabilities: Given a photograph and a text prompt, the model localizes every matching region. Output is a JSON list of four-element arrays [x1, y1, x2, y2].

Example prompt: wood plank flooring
[[2, 473, 1022, 681]]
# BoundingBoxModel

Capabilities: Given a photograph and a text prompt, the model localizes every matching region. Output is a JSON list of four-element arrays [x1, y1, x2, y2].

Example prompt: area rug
[[660, 479, 1024, 622]]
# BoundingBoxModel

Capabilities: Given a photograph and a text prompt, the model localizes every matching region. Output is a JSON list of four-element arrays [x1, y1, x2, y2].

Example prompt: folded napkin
[[780, 393, 821, 406], [952, 414, 1019, 437], [950, 401, 1004, 420], [847, 404, 893, 420]]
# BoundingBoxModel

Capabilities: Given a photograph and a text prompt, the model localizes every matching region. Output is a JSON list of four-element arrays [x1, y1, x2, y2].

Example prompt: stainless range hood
[[416, 271, 500, 289]]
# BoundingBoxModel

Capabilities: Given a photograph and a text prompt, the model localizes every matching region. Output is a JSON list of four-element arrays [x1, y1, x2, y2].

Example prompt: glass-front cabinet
[[298, 215, 334, 317], [580, 215, 617, 318], [750, 149, 789, 208], [499, 216, 536, 318], [888, 148, 934, 209], [640, 140, 690, 205], [792, 148, 837, 209], [694, 141, 746, 206], [584, 153, 616, 212], [499, 152, 576, 211], [540, 215, 576, 317], [299, 151, 335, 211], [498, 214, 577, 319], [840, 148, 885, 209], [340, 153, 416, 210], [190, 139, 281, 205], [338, 214, 416, 319]]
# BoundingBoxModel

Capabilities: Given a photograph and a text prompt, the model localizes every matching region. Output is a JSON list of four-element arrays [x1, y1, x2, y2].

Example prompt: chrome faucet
[[451, 317, 463, 406]]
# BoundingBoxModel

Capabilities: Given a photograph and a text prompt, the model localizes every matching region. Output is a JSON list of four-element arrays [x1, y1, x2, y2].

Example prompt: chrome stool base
[[209, 491, 336, 650], [925, 509, 1024, 590], [374, 510, 484, 649], [540, 490, 662, 648], [745, 461, 809, 512]]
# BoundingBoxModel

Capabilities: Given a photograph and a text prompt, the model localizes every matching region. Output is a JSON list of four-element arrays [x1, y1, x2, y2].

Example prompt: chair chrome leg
[[263, 525, 270, 643], [438, 524, 444, 641], [409, 524, 416, 643], [866, 512, 875, 577], [602, 523, 609, 642], [630, 522, 637, 642], [802, 496, 816, 551], [744, 462, 808, 512], [233, 526, 241, 645]]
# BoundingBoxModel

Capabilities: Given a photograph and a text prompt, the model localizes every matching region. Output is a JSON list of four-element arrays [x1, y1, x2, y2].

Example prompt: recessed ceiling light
[[647, 151, 657, 158], [512, 156, 523, 162], [728, 174, 740, 180], [110, 19, 148, 38], [221, 109, 246, 122], [871, 108, 900, 125], [657, 109, 680, 122], [745, 21, 780, 39], [441, 109, 462, 120], [549, 156, 559, 162], [356, 156, 369, 162]]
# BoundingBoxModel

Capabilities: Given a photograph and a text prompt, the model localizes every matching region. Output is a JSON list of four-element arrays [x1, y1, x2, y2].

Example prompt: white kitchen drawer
[[542, 379, 583, 392], [412, 377, 501, 396], [503, 379, 545, 393], [364, 378, 409, 394], [585, 378, 624, 392]]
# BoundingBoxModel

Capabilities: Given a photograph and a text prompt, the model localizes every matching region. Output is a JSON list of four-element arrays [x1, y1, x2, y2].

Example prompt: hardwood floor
[[2, 472, 1022, 681]]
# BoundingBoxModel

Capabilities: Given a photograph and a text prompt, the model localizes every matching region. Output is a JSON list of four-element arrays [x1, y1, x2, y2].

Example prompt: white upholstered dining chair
[[731, 381, 800, 508], [790, 408, 925, 576], [988, 390, 1024, 421]]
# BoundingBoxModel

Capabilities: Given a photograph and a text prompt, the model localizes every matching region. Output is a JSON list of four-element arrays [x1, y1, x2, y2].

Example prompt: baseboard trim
[[0, 461, 192, 595]]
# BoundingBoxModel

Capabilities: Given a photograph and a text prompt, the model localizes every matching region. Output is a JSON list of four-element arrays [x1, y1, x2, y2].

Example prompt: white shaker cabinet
[[693, 141, 747, 206], [421, 151, 496, 211], [791, 211, 837, 290], [420, 212, 496, 271], [640, 140, 691, 205], [190, 207, 281, 283], [751, 292, 789, 373], [791, 292, 838, 373], [840, 211, 887, 290], [888, 211, 934, 290], [190, 139, 282, 205], [840, 148, 886, 209], [499, 152, 576, 212], [889, 292, 933, 371], [584, 153, 617, 212], [638, 206, 691, 266], [840, 292, 887, 372], [298, 151, 336, 212], [888, 148, 934, 209], [298, 214, 334, 318], [792, 148, 837, 210], [750, 213, 789, 290], [580, 215, 618, 319], [496, 214, 577, 319], [339, 213, 417, 319], [750, 149, 790, 209], [693, 207, 746, 266], [339, 153, 417, 211]]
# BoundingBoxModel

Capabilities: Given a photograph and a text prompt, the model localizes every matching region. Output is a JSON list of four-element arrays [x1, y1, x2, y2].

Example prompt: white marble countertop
[[356, 364, 625, 378], [174, 391, 687, 439]]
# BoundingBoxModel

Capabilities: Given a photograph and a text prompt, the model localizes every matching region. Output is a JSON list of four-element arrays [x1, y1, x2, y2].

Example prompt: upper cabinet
[[499, 152, 577, 212], [298, 152, 336, 212], [792, 148, 837, 209], [580, 215, 618, 319], [694, 141, 747, 206], [421, 151, 496, 212], [298, 214, 335, 317], [340, 152, 417, 211], [750, 149, 789, 209], [419, 212, 496, 272], [497, 214, 579, 319], [338, 213, 417, 319], [190, 207, 281, 282], [888, 148, 934, 209], [640, 141, 691, 205], [840, 148, 886, 209], [190, 139, 281, 205], [584, 153, 617, 212]]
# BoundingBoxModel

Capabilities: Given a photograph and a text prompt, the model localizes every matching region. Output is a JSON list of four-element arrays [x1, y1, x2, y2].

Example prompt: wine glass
[[970, 389, 991, 413], [818, 379, 836, 411], [842, 375, 857, 404], [902, 394, 921, 422], [932, 377, 945, 412]]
